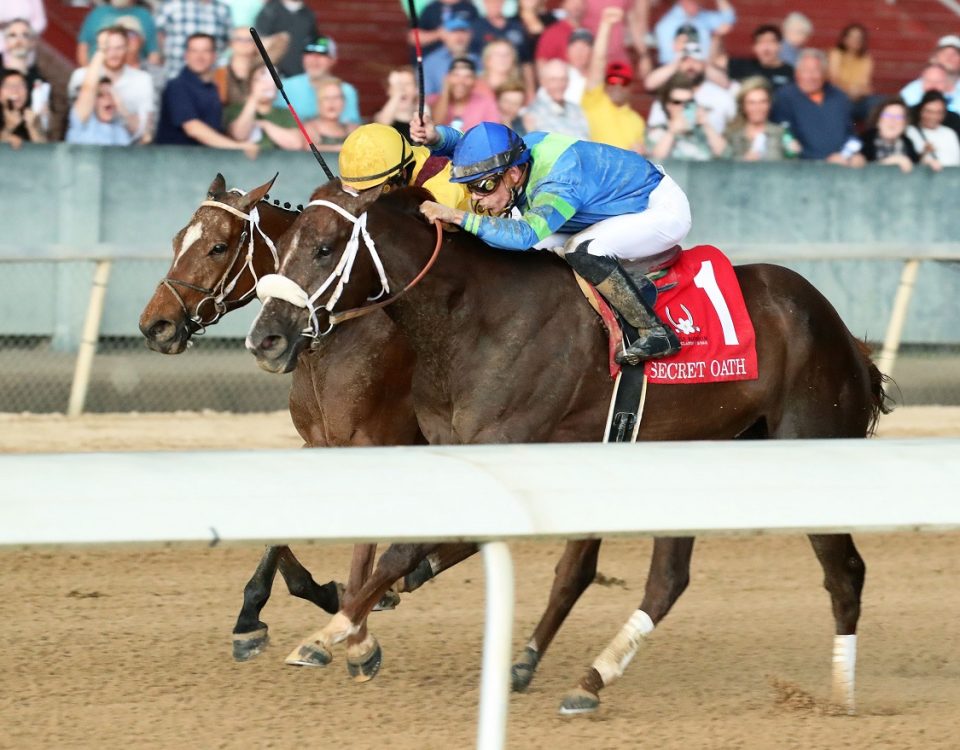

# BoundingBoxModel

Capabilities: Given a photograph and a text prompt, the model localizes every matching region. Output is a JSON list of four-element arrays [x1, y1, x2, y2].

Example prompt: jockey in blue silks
[[412, 116, 692, 363]]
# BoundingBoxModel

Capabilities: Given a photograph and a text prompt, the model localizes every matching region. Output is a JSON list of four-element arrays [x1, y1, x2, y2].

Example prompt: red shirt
[[535, 19, 574, 61]]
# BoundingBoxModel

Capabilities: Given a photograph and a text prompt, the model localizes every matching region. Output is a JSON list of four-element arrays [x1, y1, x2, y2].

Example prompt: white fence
[[2, 439, 960, 749]]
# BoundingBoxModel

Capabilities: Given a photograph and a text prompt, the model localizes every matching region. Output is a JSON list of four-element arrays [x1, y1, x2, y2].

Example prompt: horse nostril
[[147, 320, 176, 342], [260, 334, 287, 353]]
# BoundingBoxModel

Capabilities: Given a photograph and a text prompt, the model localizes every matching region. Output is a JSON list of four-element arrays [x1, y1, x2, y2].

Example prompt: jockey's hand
[[409, 113, 439, 147], [420, 200, 463, 226]]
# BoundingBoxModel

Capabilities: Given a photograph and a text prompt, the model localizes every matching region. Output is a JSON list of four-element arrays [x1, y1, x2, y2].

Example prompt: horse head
[[139, 172, 279, 354], [246, 179, 393, 374]]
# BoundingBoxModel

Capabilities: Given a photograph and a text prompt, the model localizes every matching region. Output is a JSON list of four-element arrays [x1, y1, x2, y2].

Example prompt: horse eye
[[315, 245, 332, 259], [209, 243, 228, 256]]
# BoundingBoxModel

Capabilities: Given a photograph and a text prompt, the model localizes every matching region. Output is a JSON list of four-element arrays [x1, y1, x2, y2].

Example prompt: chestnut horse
[[247, 182, 889, 715], [138, 174, 474, 667]]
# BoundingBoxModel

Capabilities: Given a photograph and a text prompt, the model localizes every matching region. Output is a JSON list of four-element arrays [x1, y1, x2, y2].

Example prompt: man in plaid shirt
[[156, 0, 232, 81]]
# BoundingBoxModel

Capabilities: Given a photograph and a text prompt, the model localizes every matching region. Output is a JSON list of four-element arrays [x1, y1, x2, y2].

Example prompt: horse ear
[[237, 172, 278, 213], [353, 182, 384, 214], [207, 173, 226, 199]]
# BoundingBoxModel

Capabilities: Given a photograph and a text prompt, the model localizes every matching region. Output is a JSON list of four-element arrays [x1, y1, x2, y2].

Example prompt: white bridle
[[256, 199, 390, 338]]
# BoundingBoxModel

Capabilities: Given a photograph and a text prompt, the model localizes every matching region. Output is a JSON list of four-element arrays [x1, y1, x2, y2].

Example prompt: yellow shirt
[[581, 86, 646, 152], [410, 146, 471, 211]]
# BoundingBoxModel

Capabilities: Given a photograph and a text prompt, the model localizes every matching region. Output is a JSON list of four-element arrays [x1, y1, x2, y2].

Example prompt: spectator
[[156, 0, 232, 82], [0, 1, 45, 57], [76, 0, 160, 67], [260, 76, 357, 151], [581, 0, 651, 66], [0, 19, 58, 138], [654, 0, 735, 65], [495, 78, 527, 133], [423, 17, 480, 97], [214, 26, 288, 107], [720, 76, 797, 161], [645, 39, 735, 134], [901, 36, 960, 112], [224, 0, 266, 29], [563, 28, 593, 103], [771, 48, 863, 166], [0, 69, 46, 148], [907, 91, 960, 169], [225, 64, 298, 150], [374, 66, 429, 142], [728, 23, 793, 90], [780, 12, 812, 66], [410, 0, 480, 57], [253, 0, 317, 77], [828, 23, 880, 122], [523, 58, 589, 137], [860, 98, 920, 173], [69, 26, 155, 143], [518, 0, 561, 53], [534, 0, 586, 67], [647, 73, 724, 160], [470, 0, 534, 70], [430, 57, 499, 131], [155, 32, 258, 157], [581, 7, 646, 152], [66, 76, 134, 146], [477, 39, 525, 99], [275, 37, 361, 124]]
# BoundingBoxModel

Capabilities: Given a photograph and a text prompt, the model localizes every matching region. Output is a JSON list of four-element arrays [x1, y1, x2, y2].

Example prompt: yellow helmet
[[338, 124, 416, 191]]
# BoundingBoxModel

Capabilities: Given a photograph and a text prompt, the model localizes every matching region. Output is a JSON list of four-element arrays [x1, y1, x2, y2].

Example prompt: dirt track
[[1, 409, 958, 749]]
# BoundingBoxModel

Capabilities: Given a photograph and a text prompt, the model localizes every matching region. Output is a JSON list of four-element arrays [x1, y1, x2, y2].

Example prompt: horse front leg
[[232, 545, 283, 661], [285, 542, 444, 672], [511, 539, 602, 693], [560, 537, 695, 715], [276, 546, 342, 614], [808, 533, 864, 714]]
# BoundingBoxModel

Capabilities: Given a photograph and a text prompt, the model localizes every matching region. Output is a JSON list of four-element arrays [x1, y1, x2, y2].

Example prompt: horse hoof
[[285, 641, 332, 667], [511, 646, 540, 693], [347, 638, 382, 683], [232, 626, 269, 662], [372, 590, 401, 612], [558, 688, 600, 716]]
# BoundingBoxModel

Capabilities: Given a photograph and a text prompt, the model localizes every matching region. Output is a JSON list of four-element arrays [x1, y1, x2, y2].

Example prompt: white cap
[[937, 34, 960, 50]]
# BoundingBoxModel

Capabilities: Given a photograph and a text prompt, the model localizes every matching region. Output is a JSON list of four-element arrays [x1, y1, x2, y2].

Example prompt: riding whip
[[249, 27, 335, 180]]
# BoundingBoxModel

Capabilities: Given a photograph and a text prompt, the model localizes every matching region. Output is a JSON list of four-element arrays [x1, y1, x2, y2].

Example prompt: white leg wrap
[[427, 551, 443, 576], [591, 610, 655, 686], [831, 634, 857, 713], [321, 611, 360, 647]]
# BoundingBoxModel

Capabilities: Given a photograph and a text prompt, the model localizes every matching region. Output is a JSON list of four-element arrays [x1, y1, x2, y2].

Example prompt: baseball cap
[[604, 61, 633, 85], [675, 23, 700, 42], [937, 34, 960, 50], [304, 36, 336, 56], [448, 56, 477, 73], [444, 16, 472, 32], [680, 41, 705, 60], [568, 28, 594, 45], [113, 16, 144, 37]]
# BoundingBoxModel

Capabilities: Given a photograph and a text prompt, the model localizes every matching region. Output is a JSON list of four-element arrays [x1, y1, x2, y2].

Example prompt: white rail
[[2, 440, 959, 749]]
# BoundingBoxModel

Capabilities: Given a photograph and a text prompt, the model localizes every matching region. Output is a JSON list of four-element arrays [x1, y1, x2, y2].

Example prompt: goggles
[[466, 173, 503, 196]]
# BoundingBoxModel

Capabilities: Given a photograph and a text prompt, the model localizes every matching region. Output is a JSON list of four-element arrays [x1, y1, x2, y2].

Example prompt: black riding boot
[[565, 240, 680, 365]]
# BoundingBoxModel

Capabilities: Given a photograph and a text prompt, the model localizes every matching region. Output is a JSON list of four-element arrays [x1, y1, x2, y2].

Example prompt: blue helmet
[[449, 122, 530, 183]]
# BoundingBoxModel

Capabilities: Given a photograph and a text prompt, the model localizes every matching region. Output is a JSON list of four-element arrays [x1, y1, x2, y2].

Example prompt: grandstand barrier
[[2, 439, 959, 749]]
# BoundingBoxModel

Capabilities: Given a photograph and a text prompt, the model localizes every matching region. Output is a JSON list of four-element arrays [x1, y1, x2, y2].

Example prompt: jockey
[[337, 123, 470, 211], [410, 116, 692, 363]]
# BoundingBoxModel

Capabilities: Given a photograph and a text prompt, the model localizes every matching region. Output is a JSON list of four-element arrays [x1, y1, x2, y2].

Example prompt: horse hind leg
[[510, 539, 601, 694], [276, 546, 342, 615], [808, 533, 864, 714], [559, 537, 694, 715]]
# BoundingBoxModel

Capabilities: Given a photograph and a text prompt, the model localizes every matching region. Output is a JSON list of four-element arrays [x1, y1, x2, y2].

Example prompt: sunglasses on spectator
[[668, 97, 693, 105], [466, 174, 502, 195], [880, 112, 906, 120]]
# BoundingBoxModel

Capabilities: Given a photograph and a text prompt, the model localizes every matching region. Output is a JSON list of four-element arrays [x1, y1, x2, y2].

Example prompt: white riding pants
[[534, 174, 692, 260]]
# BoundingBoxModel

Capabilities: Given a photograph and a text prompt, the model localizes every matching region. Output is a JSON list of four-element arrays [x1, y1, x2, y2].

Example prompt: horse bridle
[[161, 196, 280, 334], [256, 199, 443, 338]]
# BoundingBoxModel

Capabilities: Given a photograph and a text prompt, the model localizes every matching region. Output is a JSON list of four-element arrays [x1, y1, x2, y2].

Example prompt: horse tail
[[855, 338, 894, 436]]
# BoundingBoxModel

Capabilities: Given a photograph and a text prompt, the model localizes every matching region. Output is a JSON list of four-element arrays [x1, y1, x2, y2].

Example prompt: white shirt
[[69, 65, 156, 140], [907, 124, 960, 167], [565, 68, 586, 106], [647, 80, 736, 135]]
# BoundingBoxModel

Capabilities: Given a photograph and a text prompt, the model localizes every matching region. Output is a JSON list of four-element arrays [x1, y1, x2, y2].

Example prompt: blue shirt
[[65, 109, 133, 146], [771, 83, 855, 160], [156, 67, 223, 145], [273, 75, 360, 124], [432, 126, 663, 250], [78, 7, 159, 59], [900, 78, 960, 113], [423, 48, 482, 97], [654, 3, 736, 64]]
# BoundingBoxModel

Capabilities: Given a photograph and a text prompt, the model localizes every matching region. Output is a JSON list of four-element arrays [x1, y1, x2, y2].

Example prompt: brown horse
[[247, 182, 889, 714], [138, 174, 475, 667]]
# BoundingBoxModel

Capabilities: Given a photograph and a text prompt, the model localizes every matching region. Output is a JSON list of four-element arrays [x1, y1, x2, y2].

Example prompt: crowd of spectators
[[1, 0, 958, 172]]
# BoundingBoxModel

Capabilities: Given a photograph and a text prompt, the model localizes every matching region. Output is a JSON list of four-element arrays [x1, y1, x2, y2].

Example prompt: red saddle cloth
[[644, 245, 757, 384]]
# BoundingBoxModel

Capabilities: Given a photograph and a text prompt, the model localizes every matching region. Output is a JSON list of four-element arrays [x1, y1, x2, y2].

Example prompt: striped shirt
[[156, 0, 232, 81]]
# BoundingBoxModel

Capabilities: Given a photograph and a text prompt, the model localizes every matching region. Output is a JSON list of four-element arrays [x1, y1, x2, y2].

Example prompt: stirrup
[[616, 327, 680, 366]]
